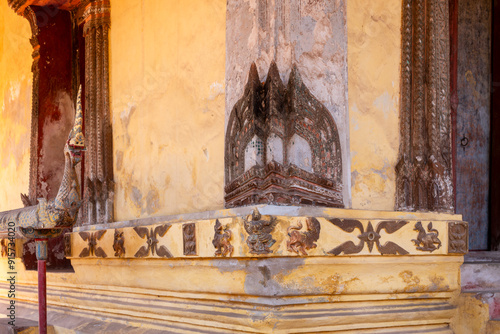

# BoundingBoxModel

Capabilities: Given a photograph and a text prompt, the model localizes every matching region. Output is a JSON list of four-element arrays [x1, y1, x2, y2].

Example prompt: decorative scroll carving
[[113, 229, 125, 257], [133, 225, 172, 258], [79, 230, 106, 258], [412, 222, 441, 252], [287, 217, 321, 256], [183, 223, 196, 256], [212, 220, 233, 257], [328, 219, 409, 256], [448, 221, 468, 254], [396, 0, 453, 213], [225, 62, 343, 208], [244, 208, 277, 254], [63, 233, 71, 257], [1, 239, 7, 257]]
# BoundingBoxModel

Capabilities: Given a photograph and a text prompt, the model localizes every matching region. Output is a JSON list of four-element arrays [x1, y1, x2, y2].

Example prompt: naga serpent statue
[[0, 86, 86, 238]]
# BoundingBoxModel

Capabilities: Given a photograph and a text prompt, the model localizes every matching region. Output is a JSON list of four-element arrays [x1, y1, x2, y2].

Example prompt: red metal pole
[[35, 239, 48, 334]]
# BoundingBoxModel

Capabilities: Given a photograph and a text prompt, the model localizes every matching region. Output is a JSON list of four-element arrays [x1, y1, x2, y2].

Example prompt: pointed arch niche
[[224, 62, 343, 208]]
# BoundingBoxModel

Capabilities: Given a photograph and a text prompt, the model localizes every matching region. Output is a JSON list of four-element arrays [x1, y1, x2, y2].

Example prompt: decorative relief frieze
[[134, 225, 172, 258], [244, 209, 277, 254], [65, 210, 466, 259], [79, 230, 106, 258], [212, 220, 233, 257]]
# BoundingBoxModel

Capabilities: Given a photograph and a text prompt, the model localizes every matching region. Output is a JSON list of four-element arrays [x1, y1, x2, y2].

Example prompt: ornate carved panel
[[225, 62, 343, 208], [396, 0, 454, 213], [77, 0, 114, 225]]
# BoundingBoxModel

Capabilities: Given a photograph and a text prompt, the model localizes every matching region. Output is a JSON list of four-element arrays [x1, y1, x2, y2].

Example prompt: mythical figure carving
[[0, 87, 86, 235], [134, 224, 172, 258], [412, 222, 441, 252], [79, 230, 107, 258], [113, 229, 125, 257], [287, 218, 321, 256], [244, 208, 277, 254], [183, 223, 196, 256], [225, 62, 343, 208], [328, 219, 409, 256], [212, 219, 233, 257]]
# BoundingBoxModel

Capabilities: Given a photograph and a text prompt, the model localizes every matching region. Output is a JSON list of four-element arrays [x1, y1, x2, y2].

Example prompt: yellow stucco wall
[[347, 0, 401, 211], [0, 2, 32, 212], [111, 0, 226, 220], [0, 0, 402, 217]]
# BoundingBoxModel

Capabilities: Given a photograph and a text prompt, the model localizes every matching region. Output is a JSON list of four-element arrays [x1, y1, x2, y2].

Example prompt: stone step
[[487, 320, 500, 334], [461, 251, 500, 293], [0, 318, 54, 334]]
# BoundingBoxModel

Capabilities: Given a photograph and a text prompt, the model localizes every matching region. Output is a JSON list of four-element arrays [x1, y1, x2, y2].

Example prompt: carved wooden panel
[[396, 0, 454, 213], [225, 62, 343, 208]]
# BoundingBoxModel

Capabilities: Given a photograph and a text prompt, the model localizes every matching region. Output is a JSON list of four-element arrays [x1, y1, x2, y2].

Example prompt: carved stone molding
[[396, 0, 453, 213], [225, 62, 343, 208], [448, 221, 468, 254]]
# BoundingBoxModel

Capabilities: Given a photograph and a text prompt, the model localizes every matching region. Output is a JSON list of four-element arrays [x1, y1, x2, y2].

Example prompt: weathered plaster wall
[[0, 3, 32, 212], [111, 0, 226, 220], [347, 0, 401, 210], [226, 0, 351, 206]]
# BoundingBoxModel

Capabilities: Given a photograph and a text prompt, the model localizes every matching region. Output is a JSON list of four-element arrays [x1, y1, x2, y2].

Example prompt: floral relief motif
[[328, 219, 409, 256], [79, 230, 107, 258], [134, 224, 172, 258]]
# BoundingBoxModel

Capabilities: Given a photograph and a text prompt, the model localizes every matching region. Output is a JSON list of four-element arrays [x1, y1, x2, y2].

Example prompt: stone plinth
[[0, 206, 467, 333]]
